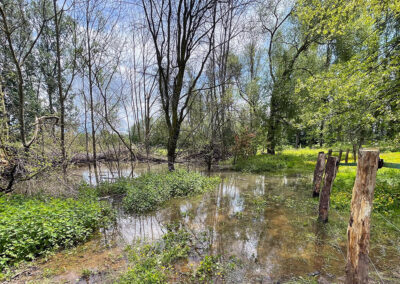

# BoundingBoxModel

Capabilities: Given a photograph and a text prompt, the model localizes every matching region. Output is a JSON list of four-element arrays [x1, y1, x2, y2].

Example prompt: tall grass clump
[[0, 195, 112, 271], [122, 170, 220, 213]]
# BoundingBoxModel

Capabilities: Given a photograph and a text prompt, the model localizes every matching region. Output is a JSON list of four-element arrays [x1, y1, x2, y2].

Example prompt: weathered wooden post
[[345, 149, 379, 284], [318, 156, 338, 222], [328, 149, 332, 157], [345, 149, 350, 163], [312, 152, 326, 197]]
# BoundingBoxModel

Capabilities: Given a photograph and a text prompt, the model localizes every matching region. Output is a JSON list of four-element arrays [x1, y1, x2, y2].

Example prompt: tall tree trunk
[[86, 2, 98, 183], [167, 127, 180, 171], [53, 0, 66, 175], [0, 83, 8, 145], [267, 90, 279, 155]]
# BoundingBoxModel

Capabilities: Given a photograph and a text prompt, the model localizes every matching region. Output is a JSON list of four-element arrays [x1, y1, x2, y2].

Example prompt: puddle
[[12, 163, 400, 283]]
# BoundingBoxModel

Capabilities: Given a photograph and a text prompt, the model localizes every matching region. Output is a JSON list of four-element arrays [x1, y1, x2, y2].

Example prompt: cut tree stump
[[345, 149, 379, 284], [318, 156, 338, 222], [312, 152, 326, 197]]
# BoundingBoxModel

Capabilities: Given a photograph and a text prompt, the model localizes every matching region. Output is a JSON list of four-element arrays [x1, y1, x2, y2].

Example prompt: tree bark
[[345, 149, 379, 284], [312, 152, 326, 197]]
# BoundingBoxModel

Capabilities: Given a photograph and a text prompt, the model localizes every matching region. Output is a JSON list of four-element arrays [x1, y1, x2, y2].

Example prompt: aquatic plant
[[122, 170, 220, 213], [119, 223, 237, 283], [119, 224, 191, 283]]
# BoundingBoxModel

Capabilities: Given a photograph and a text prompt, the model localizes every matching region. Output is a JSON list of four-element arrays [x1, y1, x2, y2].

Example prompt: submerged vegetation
[[0, 195, 112, 271], [119, 223, 237, 283]]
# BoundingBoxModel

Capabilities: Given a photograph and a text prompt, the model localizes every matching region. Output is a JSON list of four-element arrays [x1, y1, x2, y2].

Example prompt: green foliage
[[122, 170, 220, 213], [119, 224, 190, 284], [296, 0, 400, 146], [0, 195, 112, 271], [119, 223, 237, 283], [95, 178, 131, 196], [192, 255, 221, 282]]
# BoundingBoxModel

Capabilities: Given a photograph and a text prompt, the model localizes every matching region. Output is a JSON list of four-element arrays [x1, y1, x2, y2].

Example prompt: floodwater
[[13, 163, 400, 283]]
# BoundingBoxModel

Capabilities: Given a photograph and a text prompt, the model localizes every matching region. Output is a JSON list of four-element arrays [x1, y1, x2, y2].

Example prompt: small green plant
[[192, 255, 221, 282], [81, 268, 92, 279]]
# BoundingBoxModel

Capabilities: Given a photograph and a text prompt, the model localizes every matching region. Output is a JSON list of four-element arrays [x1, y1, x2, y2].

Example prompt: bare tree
[[52, 0, 78, 174], [142, 0, 219, 170]]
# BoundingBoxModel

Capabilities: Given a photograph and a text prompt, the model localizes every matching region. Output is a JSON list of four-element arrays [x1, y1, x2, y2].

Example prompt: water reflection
[[75, 163, 398, 282]]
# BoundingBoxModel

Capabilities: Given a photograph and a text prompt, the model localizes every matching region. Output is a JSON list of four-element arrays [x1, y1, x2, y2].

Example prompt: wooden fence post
[[312, 152, 326, 197], [328, 149, 332, 157], [345, 149, 350, 163], [345, 149, 379, 284], [318, 156, 338, 222]]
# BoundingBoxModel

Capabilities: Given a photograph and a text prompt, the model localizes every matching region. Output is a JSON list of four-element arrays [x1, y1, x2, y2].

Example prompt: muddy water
[[19, 163, 399, 283]]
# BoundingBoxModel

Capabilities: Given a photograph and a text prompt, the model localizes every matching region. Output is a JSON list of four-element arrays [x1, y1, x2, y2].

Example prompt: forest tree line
[[0, 0, 399, 189]]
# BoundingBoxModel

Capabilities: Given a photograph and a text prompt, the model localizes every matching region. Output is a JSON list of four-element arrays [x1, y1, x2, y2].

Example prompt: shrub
[[122, 170, 220, 213], [0, 195, 112, 270], [95, 177, 131, 196]]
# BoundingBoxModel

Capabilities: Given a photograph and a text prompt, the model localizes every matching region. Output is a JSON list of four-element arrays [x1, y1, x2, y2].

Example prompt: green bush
[[122, 170, 220, 213], [0, 195, 112, 270], [95, 177, 131, 196]]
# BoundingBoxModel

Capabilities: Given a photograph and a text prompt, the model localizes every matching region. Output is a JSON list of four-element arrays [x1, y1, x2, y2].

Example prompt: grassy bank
[[233, 148, 329, 173], [0, 194, 112, 272], [331, 152, 400, 216], [96, 170, 221, 213]]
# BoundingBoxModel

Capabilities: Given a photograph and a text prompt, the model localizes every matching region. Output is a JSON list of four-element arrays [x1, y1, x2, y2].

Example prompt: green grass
[[122, 170, 220, 213], [233, 150, 318, 173], [0, 195, 112, 271]]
